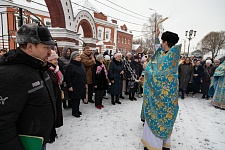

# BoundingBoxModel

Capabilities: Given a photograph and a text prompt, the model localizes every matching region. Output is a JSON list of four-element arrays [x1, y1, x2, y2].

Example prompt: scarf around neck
[[96, 63, 108, 79], [49, 65, 64, 85]]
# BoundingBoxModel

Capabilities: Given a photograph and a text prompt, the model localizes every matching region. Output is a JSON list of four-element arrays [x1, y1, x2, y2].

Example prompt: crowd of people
[[0, 23, 224, 150], [178, 55, 222, 100]]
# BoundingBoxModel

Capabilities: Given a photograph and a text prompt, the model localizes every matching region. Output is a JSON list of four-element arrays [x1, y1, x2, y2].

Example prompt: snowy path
[[48, 94, 225, 150]]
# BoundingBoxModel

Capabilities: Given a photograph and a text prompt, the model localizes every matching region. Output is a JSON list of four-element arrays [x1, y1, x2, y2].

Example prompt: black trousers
[[95, 89, 104, 106], [63, 100, 72, 108], [71, 98, 80, 115], [88, 84, 94, 101]]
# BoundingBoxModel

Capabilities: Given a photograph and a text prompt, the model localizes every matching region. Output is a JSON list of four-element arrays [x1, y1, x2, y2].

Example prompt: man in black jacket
[[0, 23, 56, 150]]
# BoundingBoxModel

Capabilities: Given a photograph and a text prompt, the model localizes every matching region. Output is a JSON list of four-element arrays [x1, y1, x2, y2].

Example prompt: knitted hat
[[141, 55, 147, 62], [126, 52, 132, 57], [96, 54, 104, 62], [48, 50, 58, 61], [70, 51, 80, 60], [16, 23, 55, 45], [104, 55, 110, 61], [114, 52, 122, 58], [206, 60, 212, 64], [161, 31, 179, 45]]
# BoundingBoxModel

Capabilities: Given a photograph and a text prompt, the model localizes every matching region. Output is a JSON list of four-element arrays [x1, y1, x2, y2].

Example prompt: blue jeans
[[41, 144, 46, 150]]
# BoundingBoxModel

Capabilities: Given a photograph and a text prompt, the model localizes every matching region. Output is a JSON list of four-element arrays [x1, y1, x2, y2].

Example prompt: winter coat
[[193, 65, 204, 93], [47, 67, 63, 128], [178, 61, 194, 91], [130, 60, 143, 79], [59, 46, 71, 73], [65, 60, 86, 100], [0, 48, 56, 149], [126, 60, 143, 93], [108, 58, 124, 95], [93, 61, 108, 90], [81, 52, 96, 84], [209, 65, 219, 76], [201, 65, 212, 95], [59, 47, 72, 100]]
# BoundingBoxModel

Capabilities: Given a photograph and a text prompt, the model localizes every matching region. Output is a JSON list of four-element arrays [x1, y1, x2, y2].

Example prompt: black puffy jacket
[[0, 48, 56, 150]]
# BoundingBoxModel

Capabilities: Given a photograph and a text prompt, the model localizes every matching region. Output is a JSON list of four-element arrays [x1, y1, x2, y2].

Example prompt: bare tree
[[142, 13, 163, 51], [201, 31, 225, 59]]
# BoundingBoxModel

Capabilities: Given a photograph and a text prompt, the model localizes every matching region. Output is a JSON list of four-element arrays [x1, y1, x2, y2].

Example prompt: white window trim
[[105, 28, 111, 41], [97, 26, 104, 40]]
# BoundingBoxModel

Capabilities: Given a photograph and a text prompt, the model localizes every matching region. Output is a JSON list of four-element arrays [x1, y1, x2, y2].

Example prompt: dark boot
[[129, 93, 133, 101], [120, 95, 125, 99], [206, 95, 209, 100], [115, 95, 121, 104], [72, 113, 80, 118], [111, 95, 115, 105], [181, 90, 184, 99], [132, 93, 137, 100], [162, 147, 170, 150], [144, 147, 148, 150], [201, 94, 205, 99]]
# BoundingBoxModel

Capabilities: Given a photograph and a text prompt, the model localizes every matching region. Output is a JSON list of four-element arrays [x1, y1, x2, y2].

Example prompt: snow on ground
[[48, 94, 225, 150]]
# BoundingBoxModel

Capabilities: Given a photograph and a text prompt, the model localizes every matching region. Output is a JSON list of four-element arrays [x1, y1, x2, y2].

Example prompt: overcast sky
[[87, 0, 225, 51], [7, 0, 225, 51]]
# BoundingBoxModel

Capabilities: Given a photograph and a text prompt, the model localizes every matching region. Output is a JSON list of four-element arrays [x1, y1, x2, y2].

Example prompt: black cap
[[16, 23, 55, 45], [161, 31, 179, 45], [37, 26, 55, 45]]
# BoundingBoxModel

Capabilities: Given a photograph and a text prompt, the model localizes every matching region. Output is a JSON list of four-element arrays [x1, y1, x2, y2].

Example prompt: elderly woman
[[201, 59, 213, 99], [65, 52, 86, 117], [93, 54, 109, 109], [108, 52, 125, 105], [178, 57, 194, 99], [47, 50, 63, 128]]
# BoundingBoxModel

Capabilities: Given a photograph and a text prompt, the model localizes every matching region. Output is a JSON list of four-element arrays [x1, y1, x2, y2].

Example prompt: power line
[[4, 0, 149, 31], [105, 0, 149, 19], [71, 2, 145, 27], [94, 0, 147, 21]]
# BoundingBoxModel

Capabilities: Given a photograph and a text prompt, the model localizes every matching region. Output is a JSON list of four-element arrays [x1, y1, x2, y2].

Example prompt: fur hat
[[96, 54, 104, 62], [48, 50, 59, 61], [206, 60, 212, 64], [161, 31, 179, 45], [16, 23, 55, 45], [104, 55, 110, 61], [70, 51, 80, 60], [134, 54, 140, 59]]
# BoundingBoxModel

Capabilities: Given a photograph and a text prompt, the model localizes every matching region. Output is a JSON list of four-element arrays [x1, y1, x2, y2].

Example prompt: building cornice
[[48, 28, 80, 41], [94, 18, 118, 28], [117, 29, 133, 36]]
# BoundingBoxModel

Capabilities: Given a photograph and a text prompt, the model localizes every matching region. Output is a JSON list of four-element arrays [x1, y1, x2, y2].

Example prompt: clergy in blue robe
[[141, 29, 180, 150], [209, 60, 225, 109]]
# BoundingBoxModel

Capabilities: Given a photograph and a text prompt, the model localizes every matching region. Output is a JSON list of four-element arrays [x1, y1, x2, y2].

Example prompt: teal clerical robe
[[143, 40, 181, 140], [209, 61, 225, 108]]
